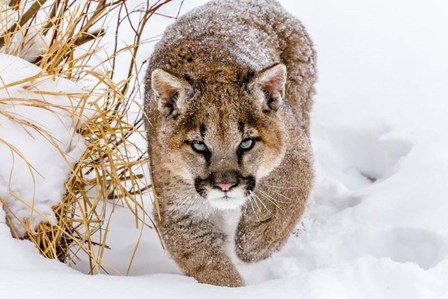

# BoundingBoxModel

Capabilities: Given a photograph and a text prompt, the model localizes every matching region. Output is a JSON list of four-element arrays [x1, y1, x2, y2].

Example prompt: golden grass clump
[[0, 0, 175, 274]]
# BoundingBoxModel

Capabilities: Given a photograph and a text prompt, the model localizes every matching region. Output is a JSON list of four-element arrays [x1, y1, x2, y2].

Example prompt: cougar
[[144, 0, 316, 287]]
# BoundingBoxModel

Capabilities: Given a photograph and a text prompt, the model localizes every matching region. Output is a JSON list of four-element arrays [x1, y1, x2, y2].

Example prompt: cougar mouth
[[194, 175, 256, 210], [194, 175, 256, 196]]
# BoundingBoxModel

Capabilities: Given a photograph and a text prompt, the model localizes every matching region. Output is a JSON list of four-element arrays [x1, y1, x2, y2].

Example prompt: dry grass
[[0, 0, 177, 274]]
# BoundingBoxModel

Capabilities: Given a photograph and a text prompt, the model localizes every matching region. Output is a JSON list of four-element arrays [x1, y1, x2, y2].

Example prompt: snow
[[2, 0, 448, 298], [0, 2, 51, 62], [0, 54, 92, 236], [7, 27, 51, 62]]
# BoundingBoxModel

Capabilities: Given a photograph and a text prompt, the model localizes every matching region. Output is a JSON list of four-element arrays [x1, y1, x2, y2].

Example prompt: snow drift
[[0, 53, 91, 236]]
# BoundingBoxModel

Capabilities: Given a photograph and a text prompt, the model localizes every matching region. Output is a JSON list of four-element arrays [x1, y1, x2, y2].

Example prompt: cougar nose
[[215, 181, 237, 192]]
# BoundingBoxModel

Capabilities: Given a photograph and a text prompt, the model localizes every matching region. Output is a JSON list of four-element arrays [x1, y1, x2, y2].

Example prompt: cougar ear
[[151, 69, 193, 117], [249, 64, 287, 112]]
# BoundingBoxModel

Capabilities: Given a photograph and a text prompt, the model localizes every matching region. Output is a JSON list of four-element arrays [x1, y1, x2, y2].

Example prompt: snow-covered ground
[[2, 0, 448, 298]]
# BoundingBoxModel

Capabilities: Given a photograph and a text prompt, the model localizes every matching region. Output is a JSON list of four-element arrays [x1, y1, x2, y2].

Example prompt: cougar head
[[150, 64, 288, 210]]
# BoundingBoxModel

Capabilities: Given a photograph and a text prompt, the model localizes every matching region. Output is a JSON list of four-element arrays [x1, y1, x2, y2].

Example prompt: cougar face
[[151, 64, 288, 210]]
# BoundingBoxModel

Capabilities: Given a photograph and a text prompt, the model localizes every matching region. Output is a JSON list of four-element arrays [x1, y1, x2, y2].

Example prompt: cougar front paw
[[192, 260, 245, 287], [235, 219, 278, 263]]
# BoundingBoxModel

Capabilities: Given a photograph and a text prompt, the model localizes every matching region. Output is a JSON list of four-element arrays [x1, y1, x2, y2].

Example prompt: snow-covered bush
[[0, 0, 167, 269], [0, 53, 92, 237]]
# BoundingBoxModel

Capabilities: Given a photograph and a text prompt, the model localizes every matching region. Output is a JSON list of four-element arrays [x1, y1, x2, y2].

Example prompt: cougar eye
[[239, 138, 255, 150], [191, 141, 208, 153]]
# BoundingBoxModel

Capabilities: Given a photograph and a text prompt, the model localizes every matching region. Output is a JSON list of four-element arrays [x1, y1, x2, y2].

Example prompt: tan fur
[[144, 0, 316, 287]]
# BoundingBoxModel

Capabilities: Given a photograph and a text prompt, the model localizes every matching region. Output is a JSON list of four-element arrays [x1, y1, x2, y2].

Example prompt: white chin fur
[[207, 188, 247, 210]]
